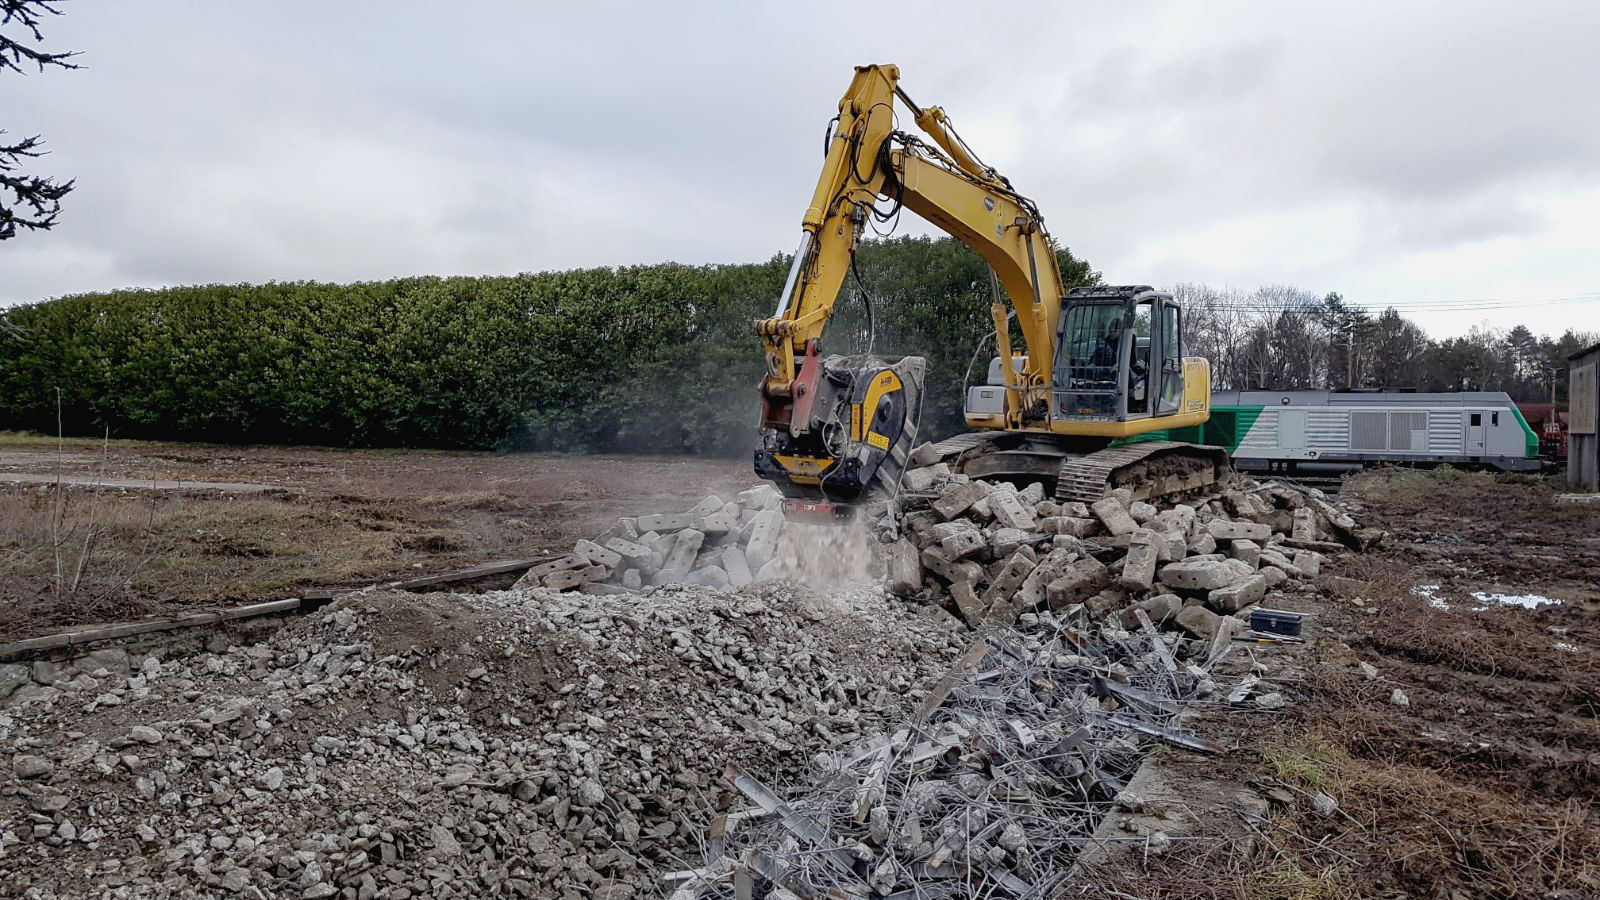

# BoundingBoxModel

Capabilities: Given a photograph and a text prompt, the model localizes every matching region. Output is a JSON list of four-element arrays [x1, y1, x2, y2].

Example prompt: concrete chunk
[[1291, 507, 1317, 541], [1152, 505, 1197, 534], [1159, 558, 1249, 591], [1209, 573, 1267, 613], [1058, 501, 1090, 518], [516, 555, 585, 588], [1158, 530, 1186, 563], [603, 537, 653, 564], [900, 465, 943, 493], [932, 481, 989, 520], [1230, 539, 1261, 568], [1015, 548, 1076, 610], [1129, 501, 1158, 524], [1259, 548, 1305, 578], [989, 490, 1038, 530], [744, 509, 784, 570], [697, 506, 739, 536], [579, 582, 633, 596], [1047, 557, 1110, 609], [683, 565, 730, 589], [885, 540, 923, 596], [1187, 532, 1217, 555], [1174, 605, 1222, 640], [621, 568, 642, 590], [1119, 593, 1182, 630], [988, 527, 1029, 558], [1207, 519, 1271, 541], [722, 546, 754, 588], [637, 512, 696, 533], [545, 565, 608, 591], [574, 539, 622, 569], [737, 485, 782, 510], [950, 581, 987, 625], [1292, 550, 1323, 577], [1040, 516, 1098, 538], [920, 545, 983, 585], [981, 551, 1036, 605], [655, 529, 706, 583], [1091, 497, 1138, 536], [908, 442, 943, 468], [688, 495, 725, 518], [1119, 529, 1159, 590], [937, 527, 986, 561]]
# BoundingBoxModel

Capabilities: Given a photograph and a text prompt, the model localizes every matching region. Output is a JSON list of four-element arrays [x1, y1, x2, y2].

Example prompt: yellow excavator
[[754, 64, 1229, 517]]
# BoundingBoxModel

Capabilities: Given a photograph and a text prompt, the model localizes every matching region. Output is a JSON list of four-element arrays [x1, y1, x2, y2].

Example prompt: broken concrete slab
[[885, 540, 923, 597], [1119, 593, 1182, 630], [1158, 558, 1249, 591], [1209, 573, 1267, 613], [1091, 497, 1138, 536], [932, 481, 989, 520], [721, 547, 754, 588], [1046, 558, 1110, 610], [989, 491, 1038, 530], [1229, 539, 1261, 568], [1206, 520, 1271, 541], [655, 529, 707, 583], [744, 510, 784, 571], [574, 539, 623, 570], [908, 442, 943, 468], [1118, 529, 1159, 591]]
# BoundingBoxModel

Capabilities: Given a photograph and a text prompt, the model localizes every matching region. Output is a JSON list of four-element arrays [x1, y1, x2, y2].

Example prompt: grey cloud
[[2, 0, 1597, 341]]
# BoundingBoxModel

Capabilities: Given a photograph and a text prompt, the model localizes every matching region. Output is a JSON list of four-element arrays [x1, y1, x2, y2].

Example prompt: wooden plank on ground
[[0, 599, 302, 661], [387, 557, 551, 591]]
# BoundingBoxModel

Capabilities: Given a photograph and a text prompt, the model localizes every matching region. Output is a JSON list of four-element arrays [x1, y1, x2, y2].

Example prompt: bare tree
[[1, 0, 79, 240]]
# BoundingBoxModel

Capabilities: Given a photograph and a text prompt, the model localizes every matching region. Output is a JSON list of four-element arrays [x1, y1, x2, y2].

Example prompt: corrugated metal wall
[[1570, 348, 1598, 491]]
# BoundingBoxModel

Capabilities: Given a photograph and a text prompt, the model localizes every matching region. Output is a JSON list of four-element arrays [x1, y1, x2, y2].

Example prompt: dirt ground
[[0, 433, 750, 641], [1106, 468, 1600, 899], [7, 434, 1600, 896]]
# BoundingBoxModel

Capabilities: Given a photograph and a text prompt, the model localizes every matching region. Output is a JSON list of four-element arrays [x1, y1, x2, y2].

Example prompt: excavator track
[[1054, 440, 1231, 504], [927, 433, 1231, 505]]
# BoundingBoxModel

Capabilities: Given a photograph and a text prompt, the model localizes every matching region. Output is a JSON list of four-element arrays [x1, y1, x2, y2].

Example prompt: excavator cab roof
[[1064, 284, 1161, 302]]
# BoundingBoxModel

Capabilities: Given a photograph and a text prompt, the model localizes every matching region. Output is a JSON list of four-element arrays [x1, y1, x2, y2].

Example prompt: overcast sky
[[4, 0, 1598, 338]]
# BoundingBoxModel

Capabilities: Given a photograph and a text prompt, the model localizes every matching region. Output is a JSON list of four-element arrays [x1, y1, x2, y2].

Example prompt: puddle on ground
[[1411, 584, 1563, 611]]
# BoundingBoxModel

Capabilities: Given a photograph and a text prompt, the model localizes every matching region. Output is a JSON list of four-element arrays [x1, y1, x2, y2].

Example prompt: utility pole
[[1346, 327, 1355, 389]]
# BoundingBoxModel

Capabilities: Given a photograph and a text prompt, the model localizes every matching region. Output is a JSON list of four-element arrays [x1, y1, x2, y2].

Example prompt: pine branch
[[0, 0, 79, 74]]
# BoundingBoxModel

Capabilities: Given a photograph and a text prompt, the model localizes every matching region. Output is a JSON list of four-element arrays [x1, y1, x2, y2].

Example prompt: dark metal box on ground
[[1250, 608, 1304, 637]]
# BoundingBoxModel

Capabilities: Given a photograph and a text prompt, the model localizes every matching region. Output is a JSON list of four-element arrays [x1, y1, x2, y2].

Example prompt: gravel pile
[[1, 580, 963, 898]]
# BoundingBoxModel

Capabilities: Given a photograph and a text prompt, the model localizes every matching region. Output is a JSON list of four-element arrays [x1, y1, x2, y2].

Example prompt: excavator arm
[[754, 64, 1067, 509]]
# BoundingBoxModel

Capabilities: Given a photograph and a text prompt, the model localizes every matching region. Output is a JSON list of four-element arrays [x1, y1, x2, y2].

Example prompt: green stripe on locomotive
[[1120, 405, 1266, 452]]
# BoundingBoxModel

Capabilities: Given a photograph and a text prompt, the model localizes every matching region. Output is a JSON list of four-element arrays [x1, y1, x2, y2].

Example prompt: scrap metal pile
[[668, 604, 1233, 898]]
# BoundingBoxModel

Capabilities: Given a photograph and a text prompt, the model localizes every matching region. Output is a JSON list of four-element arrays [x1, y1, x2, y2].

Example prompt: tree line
[[0, 236, 1096, 454], [1174, 283, 1596, 404]]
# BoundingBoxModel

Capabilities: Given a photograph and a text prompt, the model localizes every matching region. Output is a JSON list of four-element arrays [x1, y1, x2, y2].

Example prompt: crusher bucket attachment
[[755, 354, 926, 521]]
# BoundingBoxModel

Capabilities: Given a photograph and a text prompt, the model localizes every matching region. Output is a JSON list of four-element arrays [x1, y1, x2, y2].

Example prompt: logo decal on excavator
[[772, 454, 835, 485]]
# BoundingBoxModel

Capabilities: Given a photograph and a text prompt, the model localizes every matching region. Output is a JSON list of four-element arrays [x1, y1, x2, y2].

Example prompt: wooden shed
[[1570, 341, 1600, 491]]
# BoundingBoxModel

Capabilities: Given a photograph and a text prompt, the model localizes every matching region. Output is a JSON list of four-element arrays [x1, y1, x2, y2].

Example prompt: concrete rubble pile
[[512, 485, 789, 594], [873, 442, 1374, 642], [0, 583, 964, 898], [669, 606, 1235, 898]]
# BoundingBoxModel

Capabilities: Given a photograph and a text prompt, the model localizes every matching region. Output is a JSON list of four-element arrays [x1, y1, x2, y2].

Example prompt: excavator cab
[[1052, 285, 1186, 423]]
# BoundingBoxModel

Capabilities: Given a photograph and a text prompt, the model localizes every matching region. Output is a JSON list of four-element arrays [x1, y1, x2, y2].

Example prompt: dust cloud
[[767, 517, 883, 589]]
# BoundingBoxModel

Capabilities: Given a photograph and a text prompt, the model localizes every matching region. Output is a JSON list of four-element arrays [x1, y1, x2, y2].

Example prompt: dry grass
[[0, 487, 425, 639], [1102, 731, 1598, 899]]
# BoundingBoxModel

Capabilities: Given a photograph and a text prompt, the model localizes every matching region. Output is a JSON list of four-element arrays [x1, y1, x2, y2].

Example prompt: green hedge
[[0, 236, 1095, 455]]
